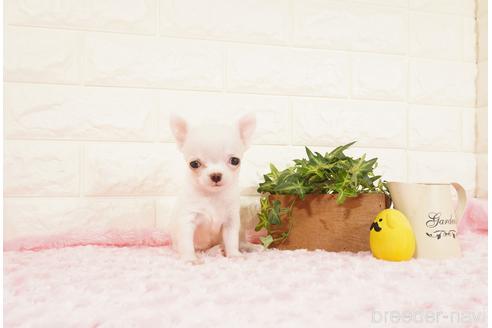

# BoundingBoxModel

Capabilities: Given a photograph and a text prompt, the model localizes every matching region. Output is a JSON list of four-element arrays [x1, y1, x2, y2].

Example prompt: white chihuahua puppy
[[169, 113, 258, 263]]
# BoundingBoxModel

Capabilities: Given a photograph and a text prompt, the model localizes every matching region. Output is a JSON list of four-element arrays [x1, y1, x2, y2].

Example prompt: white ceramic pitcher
[[387, 182, 467, 259]]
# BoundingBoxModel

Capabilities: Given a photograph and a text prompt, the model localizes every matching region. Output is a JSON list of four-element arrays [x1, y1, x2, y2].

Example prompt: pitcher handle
[[451, 182, 467, 222]]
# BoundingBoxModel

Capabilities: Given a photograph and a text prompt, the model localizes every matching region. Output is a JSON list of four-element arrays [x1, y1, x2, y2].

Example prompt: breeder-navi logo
[[372, 309, 487, 325]]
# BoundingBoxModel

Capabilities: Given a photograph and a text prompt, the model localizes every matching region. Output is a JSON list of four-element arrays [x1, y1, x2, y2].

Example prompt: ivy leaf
[[267, 200, 282, 225], [270, 163, 280, 178], [260, 235, 274, 248], [274, 178, 307, 196], [305, 146, 316, 162], [328, 141, 356, 160]]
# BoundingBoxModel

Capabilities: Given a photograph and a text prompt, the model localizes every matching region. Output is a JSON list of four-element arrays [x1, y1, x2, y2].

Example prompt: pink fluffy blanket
[[459, 198, 488, 234], [4, 232, 487, 327]]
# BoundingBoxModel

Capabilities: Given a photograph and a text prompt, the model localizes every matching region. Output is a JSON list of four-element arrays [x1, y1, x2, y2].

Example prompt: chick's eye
[[379, 219, 382, 222], [230, 157, 240, 166], [189, 160, 201, 169]]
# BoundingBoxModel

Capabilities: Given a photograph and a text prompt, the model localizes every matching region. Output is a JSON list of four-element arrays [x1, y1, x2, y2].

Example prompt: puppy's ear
[[237, 113, 256, 147], [169, 114, 188, 148]]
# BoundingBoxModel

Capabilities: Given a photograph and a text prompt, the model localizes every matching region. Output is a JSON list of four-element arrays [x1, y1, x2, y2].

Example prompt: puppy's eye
[[229, 157, 240, 166], [189, 160, 201, 169]]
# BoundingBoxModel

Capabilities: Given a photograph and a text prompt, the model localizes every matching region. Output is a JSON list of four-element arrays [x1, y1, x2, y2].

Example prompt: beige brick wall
[[4, 0, 482, 241], [476, 0, 488, 198]]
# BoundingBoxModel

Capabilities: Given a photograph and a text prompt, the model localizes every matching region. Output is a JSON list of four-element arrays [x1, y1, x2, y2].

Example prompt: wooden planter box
[[270, 193, 390, 252]]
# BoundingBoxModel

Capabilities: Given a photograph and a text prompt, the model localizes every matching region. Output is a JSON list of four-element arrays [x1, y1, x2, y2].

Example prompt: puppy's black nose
[[210, 173, 222, 183]]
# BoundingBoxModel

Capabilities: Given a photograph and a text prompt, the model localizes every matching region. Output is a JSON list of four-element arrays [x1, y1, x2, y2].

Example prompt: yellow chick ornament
[[370, 209, 415, 261]]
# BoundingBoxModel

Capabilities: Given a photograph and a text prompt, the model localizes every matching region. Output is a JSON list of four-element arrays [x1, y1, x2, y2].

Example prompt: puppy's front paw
[[191, 258, 204, 265], [226, 250, 243, 259]]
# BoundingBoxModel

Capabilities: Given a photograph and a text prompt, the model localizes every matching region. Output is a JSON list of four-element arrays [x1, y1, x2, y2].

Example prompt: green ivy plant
[[255, 197, 295, 248], [255, 142, 388, 248]]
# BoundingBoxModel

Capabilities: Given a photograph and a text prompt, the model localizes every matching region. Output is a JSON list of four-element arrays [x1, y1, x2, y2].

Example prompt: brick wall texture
[[4, 0, 486, 241]]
